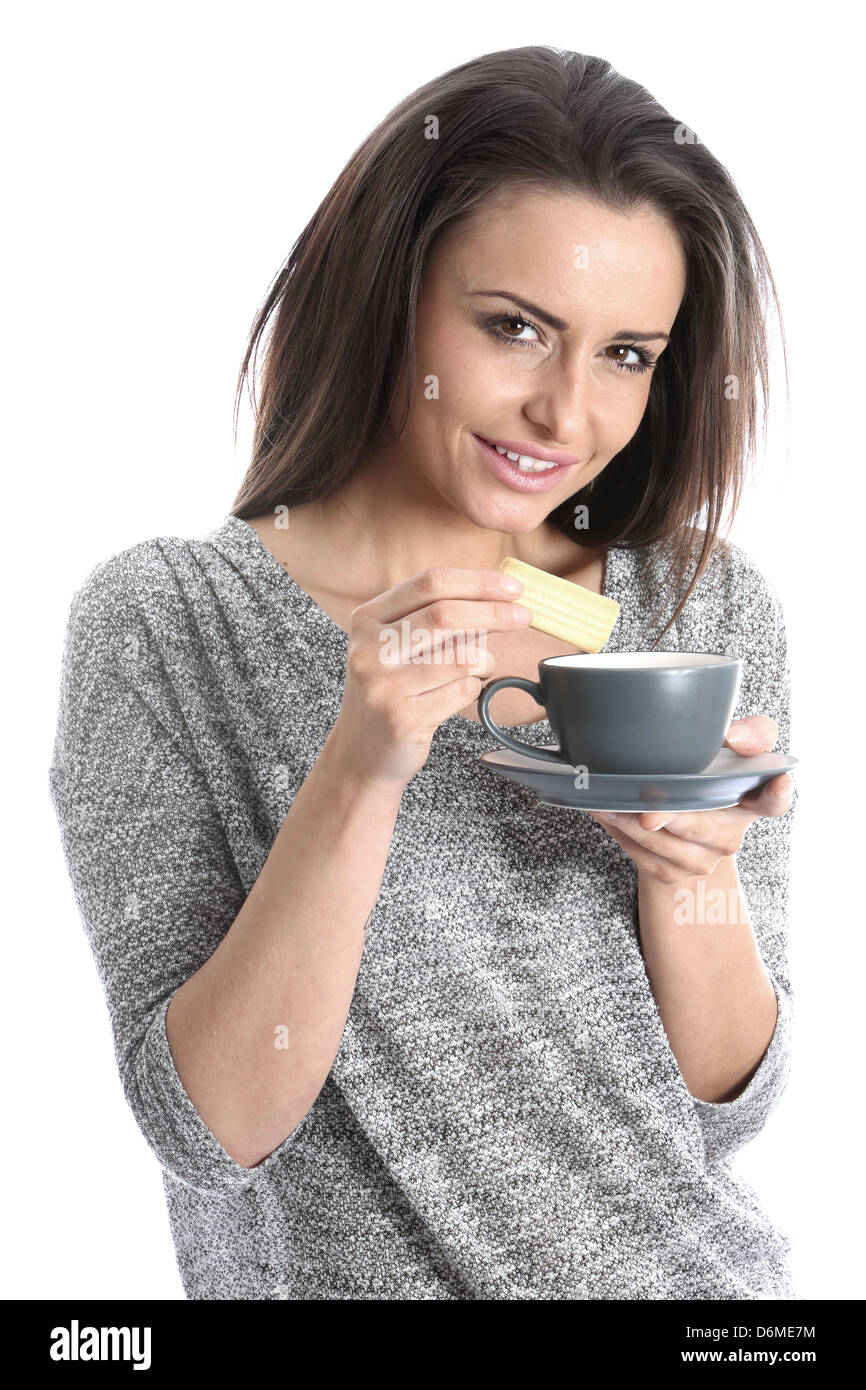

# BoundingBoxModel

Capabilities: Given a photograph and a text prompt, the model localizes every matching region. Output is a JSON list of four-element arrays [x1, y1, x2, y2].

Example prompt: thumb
[[725, 715, 778, 753]]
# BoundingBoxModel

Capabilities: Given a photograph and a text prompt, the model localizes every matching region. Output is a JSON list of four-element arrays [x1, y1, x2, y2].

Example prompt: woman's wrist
[[317, 718, 409, 809]]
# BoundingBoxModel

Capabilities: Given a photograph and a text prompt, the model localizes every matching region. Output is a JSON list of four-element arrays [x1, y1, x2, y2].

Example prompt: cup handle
[[477, 677, 572, 766]]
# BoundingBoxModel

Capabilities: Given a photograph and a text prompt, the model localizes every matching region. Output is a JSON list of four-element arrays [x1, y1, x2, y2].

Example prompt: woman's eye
[[487, 314, 541, 349], [603, 344, 656, 375]]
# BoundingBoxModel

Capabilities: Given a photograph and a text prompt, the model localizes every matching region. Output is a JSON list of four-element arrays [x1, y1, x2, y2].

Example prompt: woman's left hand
[[589, 715, 794, 886]]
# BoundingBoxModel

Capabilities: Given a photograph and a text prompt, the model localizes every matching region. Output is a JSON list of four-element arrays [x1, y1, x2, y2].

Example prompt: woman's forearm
[[165, 721, 405, 1168], [636, 855, 778, 1102]]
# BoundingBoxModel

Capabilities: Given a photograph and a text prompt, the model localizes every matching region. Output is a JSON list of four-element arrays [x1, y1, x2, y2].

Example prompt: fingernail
[[512, 604, 533, 622], [500, 576, 523, 594]]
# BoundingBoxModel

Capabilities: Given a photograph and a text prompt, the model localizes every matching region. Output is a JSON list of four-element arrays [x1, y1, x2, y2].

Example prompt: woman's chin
[[457, 488, 562, 535]]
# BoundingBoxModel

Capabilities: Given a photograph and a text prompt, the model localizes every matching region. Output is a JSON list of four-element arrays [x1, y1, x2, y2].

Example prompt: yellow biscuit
[[498, 556, 620, 652]]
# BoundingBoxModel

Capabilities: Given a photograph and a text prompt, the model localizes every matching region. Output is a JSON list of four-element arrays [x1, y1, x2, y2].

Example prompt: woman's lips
[[473, 434, 575, 493]]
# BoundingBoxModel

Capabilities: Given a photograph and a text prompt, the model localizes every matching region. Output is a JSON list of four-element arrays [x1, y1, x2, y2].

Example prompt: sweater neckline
[[208, 513, 653, 742]]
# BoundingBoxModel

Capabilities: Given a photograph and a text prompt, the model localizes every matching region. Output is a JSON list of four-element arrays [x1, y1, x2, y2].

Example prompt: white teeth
[[492, 442, 558, 472]]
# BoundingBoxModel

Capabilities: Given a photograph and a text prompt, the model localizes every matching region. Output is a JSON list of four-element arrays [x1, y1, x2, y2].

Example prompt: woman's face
[[388, 184, 687, 535]]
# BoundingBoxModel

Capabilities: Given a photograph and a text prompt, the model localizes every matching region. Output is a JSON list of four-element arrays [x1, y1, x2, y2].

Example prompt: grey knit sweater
[[48, 513, 797, 1300]]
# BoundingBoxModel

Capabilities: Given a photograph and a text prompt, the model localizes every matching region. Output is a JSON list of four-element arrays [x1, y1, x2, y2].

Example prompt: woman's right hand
[[329, 566, 532, 789]]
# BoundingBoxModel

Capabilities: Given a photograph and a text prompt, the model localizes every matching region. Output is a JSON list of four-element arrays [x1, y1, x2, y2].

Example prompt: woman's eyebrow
[[466, 288, 670, 342]]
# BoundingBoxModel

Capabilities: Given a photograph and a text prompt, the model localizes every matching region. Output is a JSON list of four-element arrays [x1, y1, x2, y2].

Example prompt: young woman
[[49, 46, 796, 1299]]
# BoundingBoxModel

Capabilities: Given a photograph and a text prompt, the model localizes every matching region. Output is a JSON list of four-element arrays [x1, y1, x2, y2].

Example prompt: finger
[[353, 567, 525, 627], [411, 670, 490, 716], [371, 642, 496, 694], [374, 623, 495, 672], [398, 594, 534, 650], [737, 772, 795, 817], [631, 803, 757, 842], [588, 813, 690, 880], [592, 810, 736, 875], [724, 714, 779, 754]]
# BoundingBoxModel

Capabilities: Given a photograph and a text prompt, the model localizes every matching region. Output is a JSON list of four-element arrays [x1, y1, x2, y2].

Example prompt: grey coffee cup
[[477, 652, 743, 775]]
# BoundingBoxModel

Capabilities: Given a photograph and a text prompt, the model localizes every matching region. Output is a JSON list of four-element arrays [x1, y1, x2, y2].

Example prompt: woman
[[49, 46, 796, 1299]]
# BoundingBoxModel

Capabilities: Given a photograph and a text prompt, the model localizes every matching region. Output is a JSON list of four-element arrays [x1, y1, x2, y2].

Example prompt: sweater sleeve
[[689, 549, 796, 1167], [48, 555, 289, 1195]]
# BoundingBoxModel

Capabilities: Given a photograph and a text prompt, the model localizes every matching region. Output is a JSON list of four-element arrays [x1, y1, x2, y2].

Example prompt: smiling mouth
[[478, 435, 577, 472]]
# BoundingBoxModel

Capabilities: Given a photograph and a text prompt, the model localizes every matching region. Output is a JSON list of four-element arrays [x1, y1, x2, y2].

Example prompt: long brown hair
[[230, 45, 786, 642]]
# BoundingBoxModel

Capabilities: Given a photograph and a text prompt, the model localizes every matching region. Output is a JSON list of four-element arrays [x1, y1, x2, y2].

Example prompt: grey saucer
[[479, 746, 798, 813]]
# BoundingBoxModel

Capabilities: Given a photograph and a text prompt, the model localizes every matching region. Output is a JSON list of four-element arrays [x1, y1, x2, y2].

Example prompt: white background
[[3, 0, 862, 1300]]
